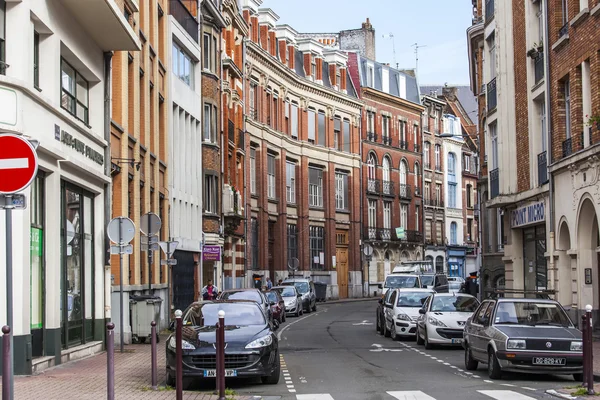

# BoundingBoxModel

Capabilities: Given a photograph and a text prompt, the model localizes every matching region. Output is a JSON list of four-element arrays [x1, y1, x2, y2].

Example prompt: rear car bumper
[[496, 350, 583, 374]]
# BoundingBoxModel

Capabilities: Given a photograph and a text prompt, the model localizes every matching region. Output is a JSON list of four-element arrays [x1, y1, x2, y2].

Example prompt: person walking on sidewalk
[[266, 277, 273, 290], [201, 280, 219, 300]]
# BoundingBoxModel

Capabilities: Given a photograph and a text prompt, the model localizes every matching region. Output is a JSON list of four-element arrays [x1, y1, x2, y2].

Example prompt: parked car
[[281, 278, 316, 313], [381, 288, 435, 339], [379, 274, 423, 296], [217, 288, 274, 326], [462, 296, 583, 380], [376, 289, 393, 335], [416, 292, 479, 349], [420, 273, 449, 293], [265, 290, 285, 324], [272, 285, 303, 317], [165, 300, 280, 387]]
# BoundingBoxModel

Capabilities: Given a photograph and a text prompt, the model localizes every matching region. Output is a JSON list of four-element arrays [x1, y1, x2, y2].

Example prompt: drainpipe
[[359, 111, 365, 297], [103, 51, 113, 327], [242, 37, 248, 289]]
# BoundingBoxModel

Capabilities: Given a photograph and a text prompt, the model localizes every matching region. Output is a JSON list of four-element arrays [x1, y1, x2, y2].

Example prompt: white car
[[379, 274, 423, 296], [382, 288, 435, 340], [416, 293, 480, 349]]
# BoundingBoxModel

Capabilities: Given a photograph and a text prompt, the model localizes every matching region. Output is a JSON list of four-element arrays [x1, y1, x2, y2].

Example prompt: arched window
[[400, 160, 407, 185], [382, 156, 391, 182], [448, 152, 456, 175], [367, 153, 376, 180], [450, 221, 457, 244]]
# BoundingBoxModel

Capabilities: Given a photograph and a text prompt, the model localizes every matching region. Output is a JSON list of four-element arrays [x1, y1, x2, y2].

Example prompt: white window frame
[[435, 144, 441, 170], [250, 148, 257, 194], [450, 222, 457, 244], [490, 123, 498, 169], [368, 200, 377, 227], [267, 154, 276, 199], [383, 202, 391, 229], [424, 142, 430, 168], [286, 161, 295, 203], [309, 167, 323, 207], [335, 172, 348, 211], [565, 80, 571, 139], [172, 42, 194, 86], [308, 109, 316, 142], [400, 204, 408, 229]]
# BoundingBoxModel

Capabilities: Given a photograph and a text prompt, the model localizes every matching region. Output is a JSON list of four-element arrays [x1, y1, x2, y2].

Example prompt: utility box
[[130, 295, 163, 344]]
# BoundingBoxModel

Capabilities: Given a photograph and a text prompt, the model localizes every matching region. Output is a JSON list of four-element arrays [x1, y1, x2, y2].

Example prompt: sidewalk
[[594, 340, 600, 378]]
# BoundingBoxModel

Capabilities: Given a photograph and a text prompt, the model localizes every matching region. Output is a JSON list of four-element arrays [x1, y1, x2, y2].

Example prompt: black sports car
[[165, 300, 280, 388]]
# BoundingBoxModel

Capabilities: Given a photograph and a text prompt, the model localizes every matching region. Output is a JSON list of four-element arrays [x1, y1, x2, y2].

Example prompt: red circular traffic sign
[[0, 134, 39, 194]]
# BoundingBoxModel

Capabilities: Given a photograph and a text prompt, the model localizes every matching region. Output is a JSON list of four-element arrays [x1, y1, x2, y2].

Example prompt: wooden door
[[336, 231, 349, 299]]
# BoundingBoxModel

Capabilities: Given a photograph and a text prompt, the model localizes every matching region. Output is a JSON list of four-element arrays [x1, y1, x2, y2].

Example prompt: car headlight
[[168, 336, 195, 350], [397, 312, 411, 321], [245, 334, 273, 349], [506, 339, 526, 350], [571, 341, 583, 351], [427, 316, 447, 327]]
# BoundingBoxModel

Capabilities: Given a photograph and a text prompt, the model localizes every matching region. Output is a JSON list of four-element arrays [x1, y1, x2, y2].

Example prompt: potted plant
[[536, 40, 543, 53], [586, 114, 600, 130]]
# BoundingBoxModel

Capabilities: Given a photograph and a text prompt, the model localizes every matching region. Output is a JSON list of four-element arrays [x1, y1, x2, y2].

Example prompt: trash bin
[[130, 294, 163, 344], [314, 282, 327, 302]]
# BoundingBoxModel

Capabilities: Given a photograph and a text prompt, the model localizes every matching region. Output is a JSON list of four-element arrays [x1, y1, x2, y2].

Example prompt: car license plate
[[203, 369, 238, 377], [532, 357, 566, 366], [451, 338, 463, 344]]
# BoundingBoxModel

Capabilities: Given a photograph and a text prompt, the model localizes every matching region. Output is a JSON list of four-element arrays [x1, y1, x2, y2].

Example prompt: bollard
[[216, 310, 226, 400], [107, 323, 115, 400], [151, 321, 157, 390], [582, 313, 588, 387], [175, 310, 183, 400], [586, 305, 595, 395], [2, 326, 10, 400]]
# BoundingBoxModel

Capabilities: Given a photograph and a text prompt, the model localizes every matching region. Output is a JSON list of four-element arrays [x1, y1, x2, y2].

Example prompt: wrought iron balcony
[[485, 0, 494, 22], [394, 229, 423, 243], [399, 184, 412, 200], [367, 132, 378, 142], [169, 0, 199, 43], [364, 226, 377, 241], [534, 52, 544, 84], [562, 137, 572, 158], [537, 151, 548, 186], [382, 180, 395, 196], [383, 136, 392, 146], [487, 77, 497, 112], [414, 186, 421, 197], [490, 168, 499, 198], [399, 140, 408, 150], [367, 179, 380, 194], [378, 228, 392, 241]]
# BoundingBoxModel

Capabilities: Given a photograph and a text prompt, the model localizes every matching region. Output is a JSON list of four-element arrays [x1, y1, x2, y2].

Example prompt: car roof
[[282, 278, 311, 282], [221, 288, 260, 292], [188, 299, 262, 307], [433, 292, 475, 297], [495, 297, 558, 304], [395, 288, 434, 293]]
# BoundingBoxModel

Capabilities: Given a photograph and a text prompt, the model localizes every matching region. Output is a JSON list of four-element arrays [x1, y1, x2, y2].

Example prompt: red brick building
[[346, 53, 425, 286], [241, 3, 363, 298]]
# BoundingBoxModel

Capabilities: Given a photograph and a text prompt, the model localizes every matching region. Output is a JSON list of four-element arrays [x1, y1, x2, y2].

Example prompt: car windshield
[[279, 287, 297, 297], [220, 290, 263, 304], [265, 292, 278, 302], [183, 303, 266, 327], [495, 301, 573, 327], [420, 276, 434, 287], [430, 295, 479, 312], [397, 291, 433, 307], [284, 282, 309, 294], [384, 275, 419, 289]]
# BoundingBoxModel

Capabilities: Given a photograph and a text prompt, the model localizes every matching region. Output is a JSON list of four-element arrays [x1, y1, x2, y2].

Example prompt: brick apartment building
[[241, 2, 364, 298], [110, 0, 169, 343], [547, 0, 600, 322], [345, 52, 425, 288]]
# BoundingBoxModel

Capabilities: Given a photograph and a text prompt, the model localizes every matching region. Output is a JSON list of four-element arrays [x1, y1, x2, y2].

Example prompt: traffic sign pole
[[5, 197, 14, 400], [119, 217, 124, 353]]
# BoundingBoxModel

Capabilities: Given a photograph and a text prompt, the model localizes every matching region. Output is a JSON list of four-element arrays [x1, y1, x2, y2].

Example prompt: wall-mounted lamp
[[111, 157, 141, 171]]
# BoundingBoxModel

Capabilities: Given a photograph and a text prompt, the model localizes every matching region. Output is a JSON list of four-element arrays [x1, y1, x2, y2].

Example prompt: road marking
[[277, 311, 319, 340], [387, 391, 436, 400], [352, 320, 373, 326], [370, 343, 402, 352], [0, 158, 28, 170], [296, 395, 335, 400], [443, 362, 450, 366], [472, 375, 480, 378], [478, 390, 536, 399], [484, 380, 494, 384], [521, 387, 535, 391], [501, 383, 516, 387]]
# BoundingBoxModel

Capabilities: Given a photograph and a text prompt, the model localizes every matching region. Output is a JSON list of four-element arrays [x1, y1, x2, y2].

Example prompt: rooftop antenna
[[411, 42, 427, 78], [382, 33, 398, 69]]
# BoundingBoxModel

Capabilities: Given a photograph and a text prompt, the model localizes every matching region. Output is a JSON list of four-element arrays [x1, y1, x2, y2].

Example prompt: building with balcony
[[346, 53, 425, 291], [0, 0, 139, 374], [421, 93, 447, 273], [110, 0, 169, 344], [242, 2, 363, 298], [547, 0, 600, 323], [166, 0, 203, 313]]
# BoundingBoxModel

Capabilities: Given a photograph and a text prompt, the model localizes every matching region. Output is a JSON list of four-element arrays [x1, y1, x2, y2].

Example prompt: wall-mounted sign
[[511, 200, 545, 228], [395, 227, 405, 239], [203, 245, 221, 261], [585, 268, 592, 285], [60, 128, 104, 166]]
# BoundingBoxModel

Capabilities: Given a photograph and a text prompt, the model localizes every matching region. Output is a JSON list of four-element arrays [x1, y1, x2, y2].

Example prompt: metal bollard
[[2, 326, 10, 400], [216, 310, 226, 400], [151, 321, 157, 390], [107, 323, 115, 400], [586, 305, 595, 395], [582, 314, 588, 387], [175, 310, 183, 400]]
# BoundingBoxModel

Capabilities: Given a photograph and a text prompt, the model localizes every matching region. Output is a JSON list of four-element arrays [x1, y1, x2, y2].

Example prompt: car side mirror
[[378, 284, 383, 289], [419, 309, 426, 315], [384, 302, 393, 309], [270, 301, 276, 306]]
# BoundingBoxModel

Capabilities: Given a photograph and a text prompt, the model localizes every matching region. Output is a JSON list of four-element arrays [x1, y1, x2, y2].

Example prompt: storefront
[[447, 247, 467, 278]]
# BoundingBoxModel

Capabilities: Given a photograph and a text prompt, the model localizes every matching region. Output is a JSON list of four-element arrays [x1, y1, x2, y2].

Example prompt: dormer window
[[367, 65, 374, 87], [311, 61, 316, 78]]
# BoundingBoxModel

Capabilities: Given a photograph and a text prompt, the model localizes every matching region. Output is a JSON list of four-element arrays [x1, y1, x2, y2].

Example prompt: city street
[[230, 300, 576, 400]]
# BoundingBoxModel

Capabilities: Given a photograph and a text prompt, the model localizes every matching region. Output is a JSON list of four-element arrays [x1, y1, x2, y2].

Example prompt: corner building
[[242, 2, 363, 298]]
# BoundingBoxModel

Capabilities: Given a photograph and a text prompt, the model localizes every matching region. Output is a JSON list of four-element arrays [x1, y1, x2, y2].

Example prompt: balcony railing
[[364, 226, 377, 241], [490, 168, 499, 198], [383, 136, 392, 146], [169, 0, 199, 43], [367, 132, 377, 142], [394, 229, 423, 243], [559, 23, 568, 38], [414, 143, 420, 153], [562, 137, 572, 158], [382, 180, 395, 196], [228, 119, 235, 143], [414, 186, 421, 197], [534, 52, 544, 83], [399, 140, 408, 150], [487, 77, 497, 112], [367, 179, 380, 194], [378, 228, 392, 241], [485, 0, 495, 22], [537, 151, 548, 186], [399, 184, 412, 200]]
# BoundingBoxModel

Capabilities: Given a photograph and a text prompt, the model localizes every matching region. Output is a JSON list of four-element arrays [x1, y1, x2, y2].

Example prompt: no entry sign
[[0, 134, 39, 194]]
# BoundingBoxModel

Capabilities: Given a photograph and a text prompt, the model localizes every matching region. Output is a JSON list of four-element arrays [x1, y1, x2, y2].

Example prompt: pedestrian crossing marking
[[296, 395, 335, 400], [477, 390, 536, 400], [295, 390, 539, 399], [387, 391, 436, 400]]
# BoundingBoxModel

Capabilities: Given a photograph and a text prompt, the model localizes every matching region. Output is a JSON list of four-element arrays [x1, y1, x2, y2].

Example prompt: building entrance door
[[523, 225, 547, 295], [336, 231, 349, 299]]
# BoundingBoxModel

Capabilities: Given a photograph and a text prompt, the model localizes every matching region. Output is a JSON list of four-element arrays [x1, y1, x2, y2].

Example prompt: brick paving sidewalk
[[0, 335, 261, 400]]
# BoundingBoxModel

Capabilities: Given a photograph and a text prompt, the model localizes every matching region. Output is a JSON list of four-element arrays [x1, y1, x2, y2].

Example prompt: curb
[[545, 390, 579, 399], [319, 297, 379, 305]]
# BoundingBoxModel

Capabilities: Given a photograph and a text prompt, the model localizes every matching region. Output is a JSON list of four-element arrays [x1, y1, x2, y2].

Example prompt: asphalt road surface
[[207, 300, 575, 400]]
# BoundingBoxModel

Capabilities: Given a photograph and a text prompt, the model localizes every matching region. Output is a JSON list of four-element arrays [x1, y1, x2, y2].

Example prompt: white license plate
[[532, 357, 566, 366], [451, 338, 463, 344], [203, 369, 238, 377]]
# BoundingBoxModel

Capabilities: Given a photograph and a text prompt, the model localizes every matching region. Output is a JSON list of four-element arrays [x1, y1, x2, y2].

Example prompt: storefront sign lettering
[[203, 245, 221, 261], [60, 130, 104, 166], [511, 201, 545, 228]]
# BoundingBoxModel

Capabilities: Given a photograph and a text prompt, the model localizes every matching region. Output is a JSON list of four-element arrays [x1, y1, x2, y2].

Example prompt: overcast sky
[[258, 0, 473, 85]]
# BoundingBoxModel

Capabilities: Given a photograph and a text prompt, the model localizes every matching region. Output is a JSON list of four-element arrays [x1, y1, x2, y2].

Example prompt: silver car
[[281, 278, 317, 313], [463, 296, 583, 380], [272, 285, 303, 317]]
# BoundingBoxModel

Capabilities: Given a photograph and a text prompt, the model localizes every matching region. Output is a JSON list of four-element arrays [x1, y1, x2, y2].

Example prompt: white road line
[[277, 311, 319, 340], [287, 385, 295, 389], [484, 380, 494, 384], [501, 383, 516, 387], [443, 363, 450, 366], [387, 391, 436, 400], [289, 389, 296, 393], [472, 375, 481, 378], [436, 360, 443, 363], [296, 394, 335, 400], [521, 387, 536, 391], [0, 158, 28, 170], [478, 390, 536, 400]]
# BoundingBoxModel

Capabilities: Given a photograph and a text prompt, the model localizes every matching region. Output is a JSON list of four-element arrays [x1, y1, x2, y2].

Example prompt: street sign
[[0, 134, 39, 194], [110, 244, 133, 255], [288, 257, 299, 271], [159, 241, 179, 256], [140, 212, 161, 236], [141, 243, 159, 251], [0, 194, 26, 210], [141, 235, 159, 245], [107, 217, 136, 244], [161, 259, 178, 266], [363, 244, 374, 257]]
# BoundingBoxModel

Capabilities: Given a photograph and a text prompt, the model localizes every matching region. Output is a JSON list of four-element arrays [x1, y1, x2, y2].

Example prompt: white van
[[379, 274, 422, 296], [392, 261, 434, 274]]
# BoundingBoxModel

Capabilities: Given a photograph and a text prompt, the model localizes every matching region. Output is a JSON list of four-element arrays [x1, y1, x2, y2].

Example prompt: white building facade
[[0, 0, 139, 375]]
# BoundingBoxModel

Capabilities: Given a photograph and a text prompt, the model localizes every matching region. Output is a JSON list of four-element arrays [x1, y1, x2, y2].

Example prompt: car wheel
[[488, 350, 502, 379], [166, 369, 175, 387], [261, 356, 281, 384], [424, 327, 433, 350], [312, 302, 317, 312], [573, 373, 583, 382], [464, 345, 478, 371], [383, 320, 391, 338], [390, 323, 398, 341], [416, 327, 424, 345], [376, 314, 381, 333]]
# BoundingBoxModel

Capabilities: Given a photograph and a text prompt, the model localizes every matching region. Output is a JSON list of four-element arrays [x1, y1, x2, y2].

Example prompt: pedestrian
[[278, 279, 283, 286], [466, 272, 478, 297], [266, 277, 273, 290], [201, 280, 219, 300]]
